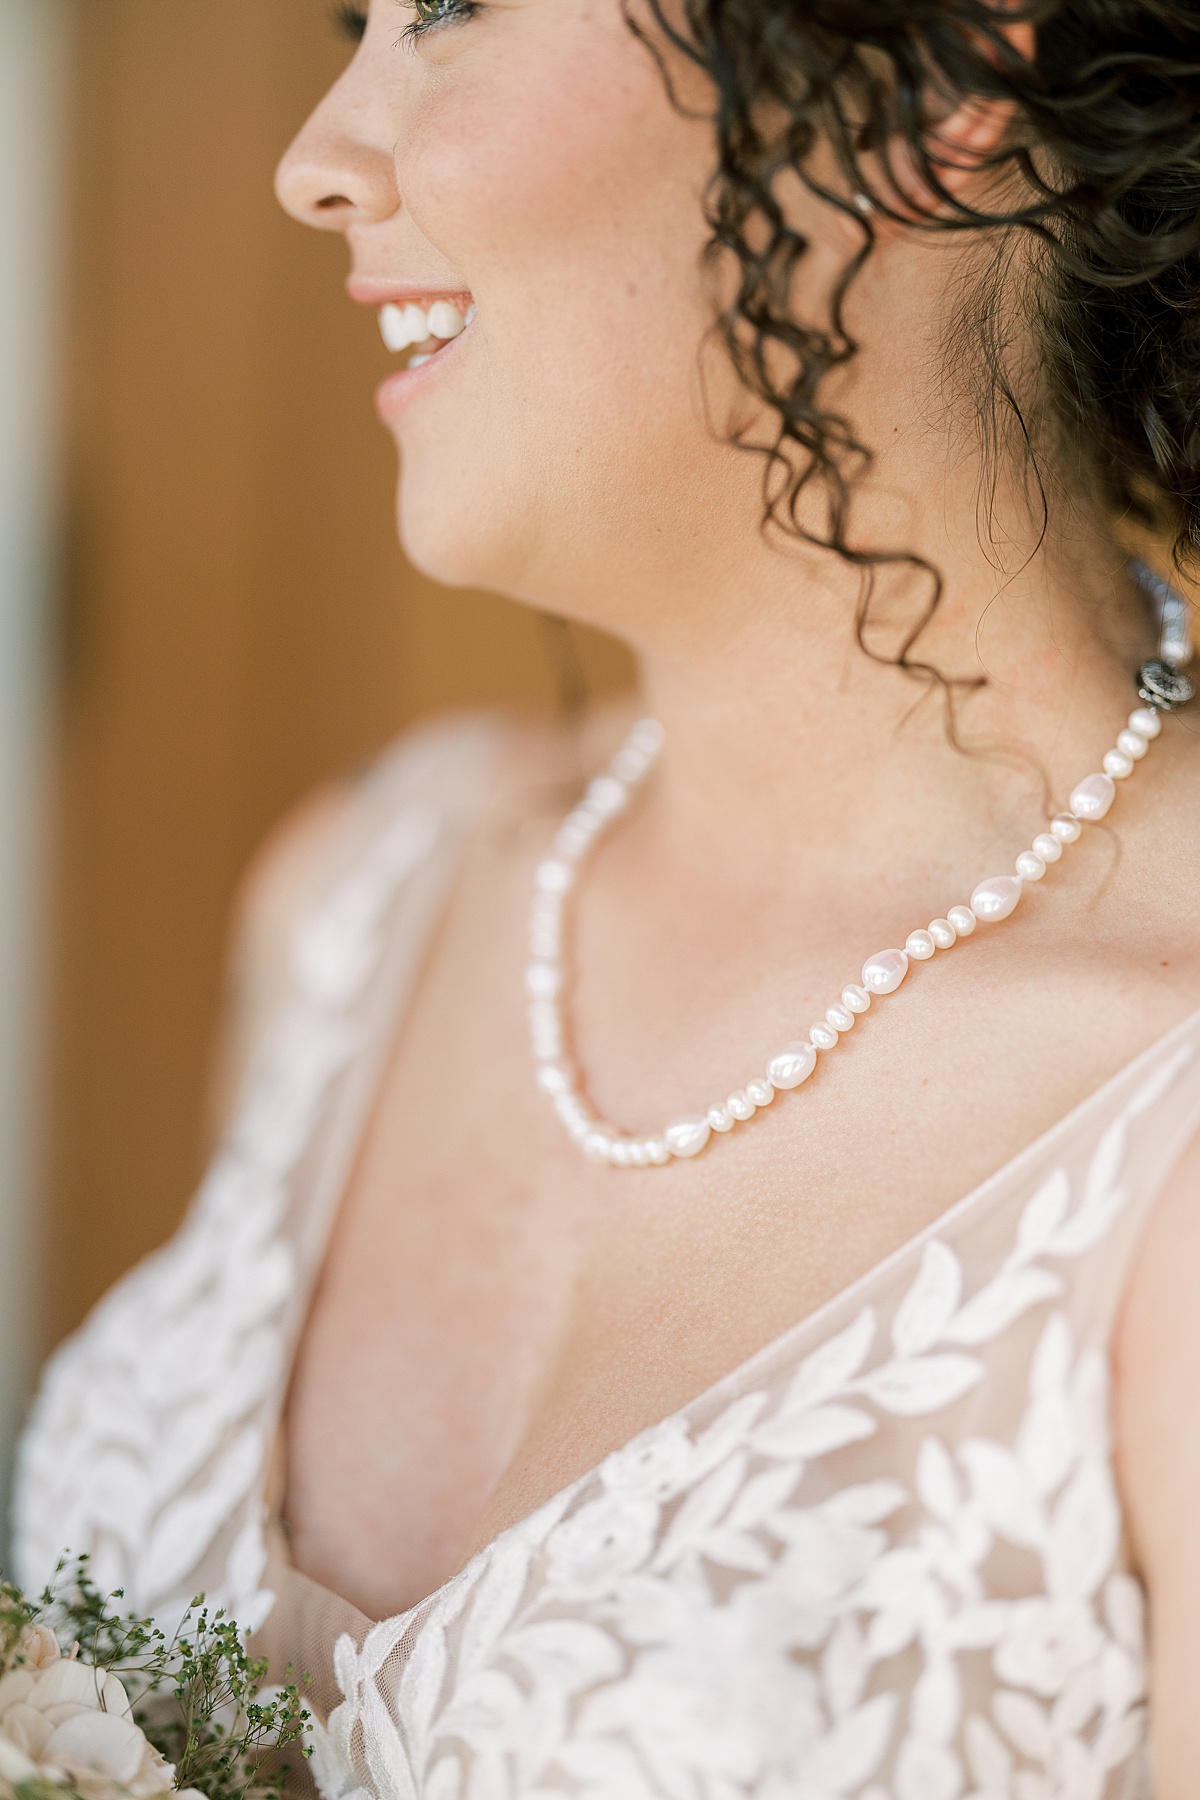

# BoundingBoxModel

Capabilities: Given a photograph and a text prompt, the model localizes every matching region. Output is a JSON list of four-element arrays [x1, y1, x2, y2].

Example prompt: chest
[[280, 833, 1180, 1620]]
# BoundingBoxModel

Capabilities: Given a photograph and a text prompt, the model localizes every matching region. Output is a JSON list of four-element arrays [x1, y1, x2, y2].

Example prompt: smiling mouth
[[378, 296, 476, 368]]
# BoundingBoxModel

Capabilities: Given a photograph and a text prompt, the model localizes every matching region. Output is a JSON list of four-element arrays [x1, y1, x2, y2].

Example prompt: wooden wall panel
[[45, 0, 631, 1349]]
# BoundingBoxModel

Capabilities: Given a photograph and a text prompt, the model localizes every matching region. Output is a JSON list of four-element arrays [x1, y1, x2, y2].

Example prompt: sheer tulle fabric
[[17, 717, 1200, 1800]]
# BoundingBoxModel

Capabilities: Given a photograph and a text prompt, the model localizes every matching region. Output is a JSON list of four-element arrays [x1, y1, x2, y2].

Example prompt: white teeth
[[426, 299, 466, 340], [379, 298, 473, 353], [400, 302, 429, 344], [409, 353, 434, 369], [378, 303, 410, 352], [465, 302, 477, 325]]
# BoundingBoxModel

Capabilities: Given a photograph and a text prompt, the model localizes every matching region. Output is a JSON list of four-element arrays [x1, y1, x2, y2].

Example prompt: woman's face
[[277, 0, 753, 625]]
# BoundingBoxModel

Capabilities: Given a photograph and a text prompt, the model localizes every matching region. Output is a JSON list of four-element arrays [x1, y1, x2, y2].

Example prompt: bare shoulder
[[206, 775, 357, 1136], [1113, 1125, 1200, 1796]]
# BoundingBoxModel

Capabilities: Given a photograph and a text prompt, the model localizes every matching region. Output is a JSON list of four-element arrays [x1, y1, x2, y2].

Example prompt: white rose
[[0, 1653, 183, 1800]]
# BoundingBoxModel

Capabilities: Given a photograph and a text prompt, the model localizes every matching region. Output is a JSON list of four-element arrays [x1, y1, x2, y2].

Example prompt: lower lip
[[374, 323, 472, 421]]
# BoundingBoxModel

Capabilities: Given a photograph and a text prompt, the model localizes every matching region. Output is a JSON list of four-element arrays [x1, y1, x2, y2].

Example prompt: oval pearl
[[841, 984, 872, 1014], [1117, 728, 1148, 761], [727, 1090, 756, 1121], [584, 775, 628, 819], [947, 905, 976, 937], [971, 875, 1023, 922], [1129, 706, 1162, 740], [1031, 832, 1062, 864], [928, 918, 957, 950], [826, 1002, 855, 1032], [665, 1116, 712, 1159], [525, 962, 563, 999], [1070, 772, 1116, 821], [629, 717, 665, 755], [1051, 812, 1082, 844], [535, 859, 573, 895], [707, 1105, 734, 1133], [1103, 748, 1134, 780], [766, 1042, 817, 1089], [809, 1022, 839, 1051], [611, 746, 651, 783], [536, 1062, 573, 1096], [1015, 851, 1046, 881], [746, 1078, 775, 1107], [862, 949, 909, 995], [905, 930, 935, 961]]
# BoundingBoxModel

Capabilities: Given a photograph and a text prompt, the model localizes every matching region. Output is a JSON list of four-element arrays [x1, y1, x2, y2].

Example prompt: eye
[[403, 0, 478, 38], [332, 2, 368, 43]]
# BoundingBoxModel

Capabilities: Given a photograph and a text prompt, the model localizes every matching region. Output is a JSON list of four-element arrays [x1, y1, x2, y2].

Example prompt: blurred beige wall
[[45, 0, 632, 1350]]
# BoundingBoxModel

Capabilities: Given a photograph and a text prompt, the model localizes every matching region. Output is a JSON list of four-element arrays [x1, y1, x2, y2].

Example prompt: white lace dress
[[15, 716, 1200, 1800]]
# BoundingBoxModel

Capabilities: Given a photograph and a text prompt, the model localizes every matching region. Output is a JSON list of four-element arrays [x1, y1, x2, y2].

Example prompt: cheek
[[392, 19, 721, 592]]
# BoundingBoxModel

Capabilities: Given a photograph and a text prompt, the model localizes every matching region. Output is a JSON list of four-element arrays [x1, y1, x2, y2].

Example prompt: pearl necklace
[[527, 569, 1194, 1169]]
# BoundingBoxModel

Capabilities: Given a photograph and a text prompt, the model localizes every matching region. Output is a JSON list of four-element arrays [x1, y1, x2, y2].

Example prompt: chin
[[394, 457, 539, 597]]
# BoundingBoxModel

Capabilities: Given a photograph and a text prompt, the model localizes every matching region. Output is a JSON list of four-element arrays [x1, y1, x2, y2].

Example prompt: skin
[[267, 0, 1200, 1782]]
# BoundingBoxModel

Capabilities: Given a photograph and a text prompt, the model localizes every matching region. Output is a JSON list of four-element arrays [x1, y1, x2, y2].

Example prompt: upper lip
[[347, 275, 473, 308]]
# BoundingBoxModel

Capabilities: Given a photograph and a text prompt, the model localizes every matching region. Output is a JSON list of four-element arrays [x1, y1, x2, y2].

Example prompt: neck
[[616, 533, 1146, 899]]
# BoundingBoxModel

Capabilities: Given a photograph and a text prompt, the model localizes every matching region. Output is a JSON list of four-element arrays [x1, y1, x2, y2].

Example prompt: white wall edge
[[0, 0, 66, 1566]]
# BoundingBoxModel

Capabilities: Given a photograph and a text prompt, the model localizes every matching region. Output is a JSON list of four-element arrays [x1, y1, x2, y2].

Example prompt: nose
[[276, 76, 400, 232]]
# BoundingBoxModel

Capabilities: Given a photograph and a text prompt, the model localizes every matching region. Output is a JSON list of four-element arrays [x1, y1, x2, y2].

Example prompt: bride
[[15, 0, 1200, 1793]]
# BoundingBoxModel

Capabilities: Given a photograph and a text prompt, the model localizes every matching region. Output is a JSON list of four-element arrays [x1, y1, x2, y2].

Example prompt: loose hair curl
[[635, 0, 1200, 679]]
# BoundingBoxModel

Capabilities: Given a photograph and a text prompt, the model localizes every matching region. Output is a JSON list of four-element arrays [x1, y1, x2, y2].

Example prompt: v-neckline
[[258, 728, 1200, 1639]]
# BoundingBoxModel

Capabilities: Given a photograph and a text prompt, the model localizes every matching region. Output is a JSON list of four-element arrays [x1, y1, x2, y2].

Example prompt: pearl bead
[[645, 1138, 670, 1165], [1015, 851, 1046, 881], [947, 905, 976, 936], [625, 1141, 650, 1167], [826, 1002, 855, 1032], [665, 1116, 712, 1158], [841, 984, 872, 1014], [584, 1131, 615, 1163], [707, 1105, 734, 1132], [727, 1090, 756, 1121], [584, 775, 628, 819], [862, 949, 909, 995], [808, 1021, 838, 1051], [1050, 812, 1082, 844], [535, 859, 574, 895], [525, 962, 563, 999], [1103, 748, 1134, 780], [766, 1042, 817, 1089], [926, 919, 955, 950], [1129, 706, 1161, 740], [1031, 832, 1062, 864], [1070, 772, 1116, 821], [905, 930, 935, 961], [536, 1062, 573, 1096], [1116, 728, 1148, 761], [611, 746, 652, 783], [629, 718, 665, 755], [970, 875, 1023, 922], [529, 931, 560, 961], [608, 1140, 632, 1167], [746, 1078, 775, 1106]]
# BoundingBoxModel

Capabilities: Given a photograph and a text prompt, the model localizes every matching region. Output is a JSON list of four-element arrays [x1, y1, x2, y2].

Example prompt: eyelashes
[[331, 2, 369, 43], [399, 0, 479, 43]]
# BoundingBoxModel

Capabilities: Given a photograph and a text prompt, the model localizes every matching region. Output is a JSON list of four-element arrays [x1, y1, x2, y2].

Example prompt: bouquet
[[0, 1562, 306, 1800]]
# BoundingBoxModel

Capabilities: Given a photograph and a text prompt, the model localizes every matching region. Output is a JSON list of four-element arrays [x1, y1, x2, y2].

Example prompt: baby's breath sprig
[[0, 1558, 308, 1800]]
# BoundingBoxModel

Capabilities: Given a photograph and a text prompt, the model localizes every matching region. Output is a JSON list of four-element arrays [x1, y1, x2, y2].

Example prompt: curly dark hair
[[633, 0, 1200, 687]]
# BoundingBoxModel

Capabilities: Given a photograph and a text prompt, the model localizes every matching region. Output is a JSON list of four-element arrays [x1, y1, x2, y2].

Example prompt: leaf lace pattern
[[305, 1044, 1197, 1800], [14, 720, 499, 1631], [13, 718, 1200, 1800]]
